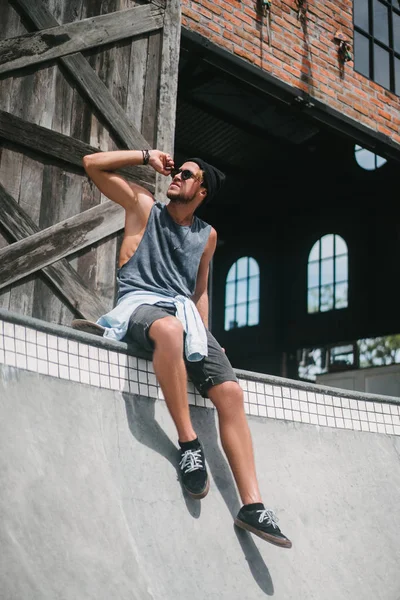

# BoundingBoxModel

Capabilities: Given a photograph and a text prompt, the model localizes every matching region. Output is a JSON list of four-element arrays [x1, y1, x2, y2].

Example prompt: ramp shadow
[[123, 392, 201, 518], [189, 405, 274, 596], [123, 389, 274, 596]]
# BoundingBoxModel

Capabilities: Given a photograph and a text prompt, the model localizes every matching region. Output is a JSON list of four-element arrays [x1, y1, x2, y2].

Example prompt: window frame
[[307, 235, 349, 314], [353, 0, 400, 95], [354, 144, 387, 170], [224, 256, 260, 331]]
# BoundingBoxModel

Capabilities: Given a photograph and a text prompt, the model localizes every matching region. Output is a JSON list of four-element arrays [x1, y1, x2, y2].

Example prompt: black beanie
[[186, 157, 226, 204]]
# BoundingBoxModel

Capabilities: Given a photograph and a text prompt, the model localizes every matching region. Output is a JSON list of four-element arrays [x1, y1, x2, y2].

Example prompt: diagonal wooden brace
[[0, 197, 125, 290], [11, 0, 154, 150], [0, 4, 164, 76], [0, 183, 109, 321]]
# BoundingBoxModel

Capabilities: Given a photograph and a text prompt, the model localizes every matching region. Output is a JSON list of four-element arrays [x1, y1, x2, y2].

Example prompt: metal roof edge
[[181, 28, 400, 163]]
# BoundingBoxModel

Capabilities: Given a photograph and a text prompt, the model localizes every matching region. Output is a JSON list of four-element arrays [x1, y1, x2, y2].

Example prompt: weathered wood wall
[[0, 0, 180, 324]]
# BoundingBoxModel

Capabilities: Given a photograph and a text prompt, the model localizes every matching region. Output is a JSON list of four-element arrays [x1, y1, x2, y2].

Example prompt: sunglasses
[[170, 168, 203, 183]]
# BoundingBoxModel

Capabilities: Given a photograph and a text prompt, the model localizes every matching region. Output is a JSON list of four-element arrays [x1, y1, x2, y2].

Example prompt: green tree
[[358, 335, 400, 367]]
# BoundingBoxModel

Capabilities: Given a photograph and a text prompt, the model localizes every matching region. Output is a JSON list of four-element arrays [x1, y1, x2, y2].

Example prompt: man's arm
[[82, 149, 174, 210], [192, 228, 218, 328]]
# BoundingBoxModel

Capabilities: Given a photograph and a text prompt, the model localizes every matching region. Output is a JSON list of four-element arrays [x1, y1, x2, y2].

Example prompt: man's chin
[[167, 193, 191, 205], [167, 188, 180, 200]]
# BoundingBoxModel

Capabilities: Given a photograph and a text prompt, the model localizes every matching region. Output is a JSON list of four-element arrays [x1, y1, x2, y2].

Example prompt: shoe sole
[[234, 518, 292, 549], [71, 319, 105, 337], [184, 476, 210, 500]]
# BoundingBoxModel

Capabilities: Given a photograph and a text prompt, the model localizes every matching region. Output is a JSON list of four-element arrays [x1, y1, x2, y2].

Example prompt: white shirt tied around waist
[[96, 291, 208, 362]]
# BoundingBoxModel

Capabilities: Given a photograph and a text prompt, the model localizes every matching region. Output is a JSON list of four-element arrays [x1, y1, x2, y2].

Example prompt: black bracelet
[[142, 149, 150, 165]]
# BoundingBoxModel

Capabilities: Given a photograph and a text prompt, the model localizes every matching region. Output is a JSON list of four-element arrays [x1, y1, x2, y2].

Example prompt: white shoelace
[[257, 509, 279, 529], [179, 449, 204, 474]]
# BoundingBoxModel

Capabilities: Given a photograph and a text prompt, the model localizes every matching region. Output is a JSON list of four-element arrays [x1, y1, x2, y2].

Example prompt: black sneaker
[[234, 507, 292, 548], [178, 442, 209, 499]]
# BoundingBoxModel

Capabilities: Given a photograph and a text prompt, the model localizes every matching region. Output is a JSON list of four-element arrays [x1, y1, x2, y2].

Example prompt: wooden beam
[[0, 4, 164, 75], [142, 32, 162, 147], [12, 0, 152, 150], [0, 198, 125, 289], [155, 0, 181, 198], [61, 54, 150, 149], [0, 110, 155, 192], [0, 184, 107, 320]]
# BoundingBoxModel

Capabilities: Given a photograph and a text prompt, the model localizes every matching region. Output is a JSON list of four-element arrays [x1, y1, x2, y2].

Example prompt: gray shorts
[[126, 303, 238, 398]]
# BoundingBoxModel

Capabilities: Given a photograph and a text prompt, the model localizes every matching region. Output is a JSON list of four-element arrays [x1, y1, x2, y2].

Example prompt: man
[[72, 148, 292, 549]]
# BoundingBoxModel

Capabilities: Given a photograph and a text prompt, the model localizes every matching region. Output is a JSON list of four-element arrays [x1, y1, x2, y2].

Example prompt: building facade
[[176, 0, 400, 387], [182, 0, 399, 146]]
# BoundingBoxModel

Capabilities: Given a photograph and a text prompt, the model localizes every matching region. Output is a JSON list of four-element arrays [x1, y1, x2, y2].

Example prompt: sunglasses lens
[[170, 169, 195, 181], [181, 170, 193, 181]]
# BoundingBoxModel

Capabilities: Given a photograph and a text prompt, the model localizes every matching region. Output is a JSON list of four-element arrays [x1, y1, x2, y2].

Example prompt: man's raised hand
[[149, 150, 174, 176]]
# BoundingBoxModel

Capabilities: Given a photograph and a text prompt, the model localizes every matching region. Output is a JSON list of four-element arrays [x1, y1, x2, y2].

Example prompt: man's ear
[[201, 188, 207, 198]]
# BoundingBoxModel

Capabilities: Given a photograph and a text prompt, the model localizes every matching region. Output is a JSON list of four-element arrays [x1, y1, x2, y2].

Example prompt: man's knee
[[209, 380, 244, 413], [149, 316, 184, 349]]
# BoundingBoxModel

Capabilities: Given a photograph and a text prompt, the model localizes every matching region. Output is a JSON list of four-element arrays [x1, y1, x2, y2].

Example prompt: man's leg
[[145, 313, 209, 499], [207, 381, 262, 505], [186, 331, 292, 548], [148, 315, 196, 443], [209, 381, 291, 547]]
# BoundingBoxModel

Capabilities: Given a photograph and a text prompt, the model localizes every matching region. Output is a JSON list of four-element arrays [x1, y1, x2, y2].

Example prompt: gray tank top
[[117, 202, 212, 301]]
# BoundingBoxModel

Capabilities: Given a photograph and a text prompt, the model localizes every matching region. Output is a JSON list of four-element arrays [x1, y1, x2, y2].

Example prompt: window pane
[[237, 257, 248, 279], [355, 146, 377, 170], [374, 44, 390, 88], [335, 255, 348, 282], [236, 303, 247, 328], [393, 10, 400, 53], [225, 307, 236, 330], [248, 301, 259, 326], [225, 281, 236, 307], [248, 258, 259, 277], [225, 257, 260, 331], [331, 344, 353, 359], [309, 241, 320, 261], [321, 258, 334, 285], [335, 282, 348, 309], [396, 57, 400, 95], [248, 276, 259, 301], [330, 344, 354, 367], [354, 31, 370, 77], [376, 154, 387, 168], [320, 285, 334, 312], [308, 261, 319, 288], [373, 0, 389, 45], [226, 264, 236, 283], [236, 279, 247, 304], [354, 0, 370, 30], [308, 288, 319, 313], [335, 235, 347, 256], [321, 234, 334, 258]]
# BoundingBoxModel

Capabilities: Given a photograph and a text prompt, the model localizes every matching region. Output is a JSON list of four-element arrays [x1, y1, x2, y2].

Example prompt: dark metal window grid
[[224, 257, 260, 330], [307, 235, 349, 314], [354, 0, 400, 95], [355, 144, 387, 169]]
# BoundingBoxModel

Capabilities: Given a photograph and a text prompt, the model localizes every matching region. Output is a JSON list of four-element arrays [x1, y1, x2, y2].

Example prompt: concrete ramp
[[1, 364, 400, 600]]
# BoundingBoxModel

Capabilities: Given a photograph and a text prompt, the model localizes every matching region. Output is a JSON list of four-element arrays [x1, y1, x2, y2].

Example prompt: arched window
[[224, 257, 260, 330], [307, 234, 348, 313], [354, 144, 387, 170]]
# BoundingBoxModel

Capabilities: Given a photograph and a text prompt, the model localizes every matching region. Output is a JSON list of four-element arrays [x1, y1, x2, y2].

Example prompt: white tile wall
[[0, 318, 399, 436]]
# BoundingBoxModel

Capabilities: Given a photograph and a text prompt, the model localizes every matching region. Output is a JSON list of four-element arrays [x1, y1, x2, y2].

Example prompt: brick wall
[[181, 0, 400, 146]]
